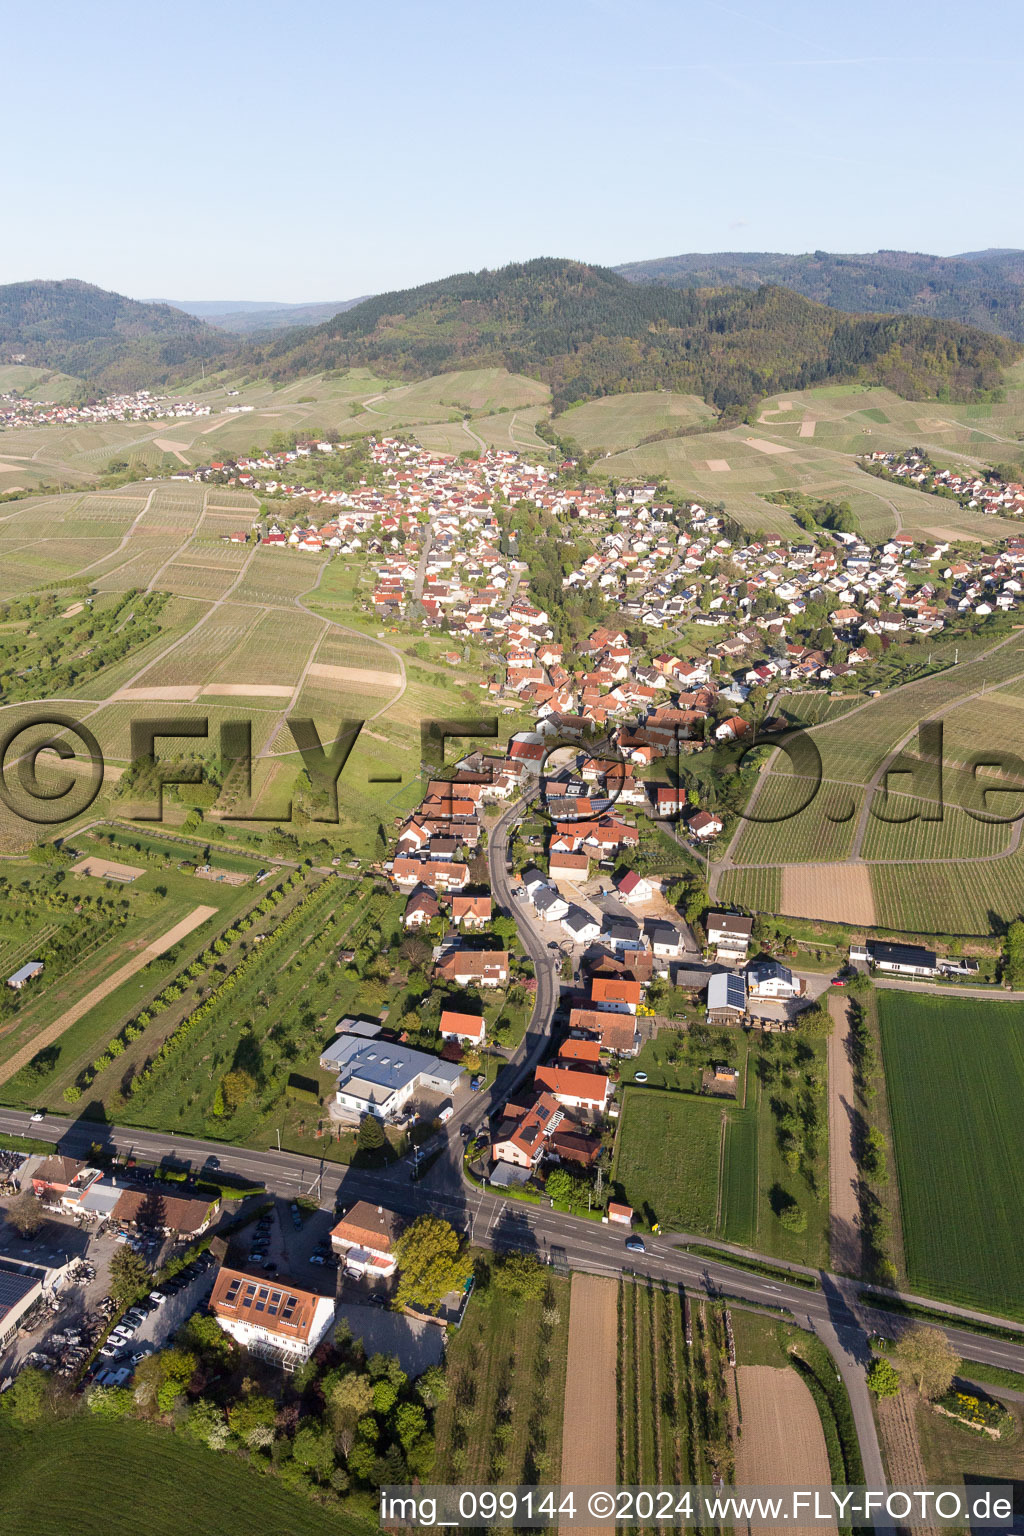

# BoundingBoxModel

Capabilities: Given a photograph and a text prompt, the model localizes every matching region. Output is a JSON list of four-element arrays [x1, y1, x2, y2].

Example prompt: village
[[865, 447, 1024, 520], [0, 388, 213, 430]]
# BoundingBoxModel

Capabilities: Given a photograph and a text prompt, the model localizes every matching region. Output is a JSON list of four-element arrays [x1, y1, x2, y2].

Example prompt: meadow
[[878, 991, 1024, 1317], [613, 1027, 828, 1265]]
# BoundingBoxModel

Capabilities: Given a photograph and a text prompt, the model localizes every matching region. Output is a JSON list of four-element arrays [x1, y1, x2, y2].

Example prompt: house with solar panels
[[208, 1266, 335, 1370]]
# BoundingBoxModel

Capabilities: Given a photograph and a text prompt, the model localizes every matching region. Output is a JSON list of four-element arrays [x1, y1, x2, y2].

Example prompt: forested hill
[[0, 280, 232, 391], [614, 249, 1024, 343], [252, 258, 1020, 410]]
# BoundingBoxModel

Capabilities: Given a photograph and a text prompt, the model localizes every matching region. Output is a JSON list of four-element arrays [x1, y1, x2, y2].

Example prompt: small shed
[[7, 961, 43, 991]]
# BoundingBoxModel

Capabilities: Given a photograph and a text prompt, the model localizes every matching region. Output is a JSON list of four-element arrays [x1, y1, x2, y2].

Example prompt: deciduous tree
[[893, 1326, 960, 1399], [393, 1215, 472, 1314]]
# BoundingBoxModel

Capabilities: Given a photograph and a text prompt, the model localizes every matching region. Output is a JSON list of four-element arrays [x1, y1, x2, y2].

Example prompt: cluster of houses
[[0, 389, 212, 431], [868, 449, 1024, 522], [27, 1155, 220, 1236], [185, 432, 1024, 706], [488, 946, 655, 1184]]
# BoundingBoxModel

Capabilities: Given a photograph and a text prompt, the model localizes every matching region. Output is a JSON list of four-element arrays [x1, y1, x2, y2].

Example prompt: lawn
[[878, 991, 1024, 1318], [0, 1419, 372, 1536]]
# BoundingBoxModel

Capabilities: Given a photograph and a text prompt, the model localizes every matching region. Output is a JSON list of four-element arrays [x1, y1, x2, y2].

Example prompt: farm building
[[7, 960, 43, 991], [706, 971, 746, 1023]]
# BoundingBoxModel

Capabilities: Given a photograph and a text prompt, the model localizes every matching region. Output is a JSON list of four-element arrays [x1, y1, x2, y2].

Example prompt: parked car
[[148, 1291, 166, 1305]]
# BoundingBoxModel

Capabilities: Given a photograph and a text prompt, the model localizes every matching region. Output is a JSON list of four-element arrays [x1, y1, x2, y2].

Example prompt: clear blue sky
[[5, 0, 1021, 301]]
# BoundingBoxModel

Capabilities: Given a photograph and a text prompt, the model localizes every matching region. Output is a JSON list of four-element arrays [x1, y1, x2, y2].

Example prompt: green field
[[0, 1419, 371, 1536], [614, 1088, 729, 1233], [614, 1030, 828, 1265], [878, 991, 1024, 1317]]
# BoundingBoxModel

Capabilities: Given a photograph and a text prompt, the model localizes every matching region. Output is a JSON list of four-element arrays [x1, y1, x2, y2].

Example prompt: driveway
[[134, 1259, 217, 1351]]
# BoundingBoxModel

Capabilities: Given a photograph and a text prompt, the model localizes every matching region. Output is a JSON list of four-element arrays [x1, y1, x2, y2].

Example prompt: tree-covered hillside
[[0, 280, 232, 391], [253, 258, 1019, 410], [615, 249, 1024, 343]]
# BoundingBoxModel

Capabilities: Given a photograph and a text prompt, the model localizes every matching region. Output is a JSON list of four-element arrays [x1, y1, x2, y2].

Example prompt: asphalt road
[[7, 1098, 1024, 1520]]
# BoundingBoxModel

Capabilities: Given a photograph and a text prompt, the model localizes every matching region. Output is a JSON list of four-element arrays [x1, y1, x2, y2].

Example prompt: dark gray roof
[[0, 1268, 40, 1323], [871, 941, 937, 967]]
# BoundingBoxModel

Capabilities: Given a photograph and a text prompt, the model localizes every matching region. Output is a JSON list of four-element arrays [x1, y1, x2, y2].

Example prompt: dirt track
[[827, 994, 862, 1276], [735, 1366, 835, 1536], [560, 1274, 617, 1536], [0, 905, 217, 1086], [781, 862, 876, 926], [307, 661, 402, 687]]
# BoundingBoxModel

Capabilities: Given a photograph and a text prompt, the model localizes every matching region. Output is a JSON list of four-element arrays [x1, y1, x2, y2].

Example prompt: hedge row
[[790, 1338, 866, 1484]]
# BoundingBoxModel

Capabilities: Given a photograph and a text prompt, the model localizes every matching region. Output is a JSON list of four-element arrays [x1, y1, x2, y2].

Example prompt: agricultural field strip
[[0, 904, 218, 1087], [878, 993, 1024, 1316]]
